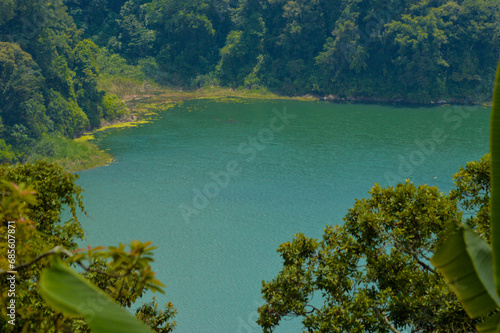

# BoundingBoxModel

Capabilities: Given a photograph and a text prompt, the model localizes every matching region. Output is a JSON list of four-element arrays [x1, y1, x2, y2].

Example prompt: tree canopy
[[0, 0, 127, 162], [61, 0, 499, 100], [258, 155, 491, 332]]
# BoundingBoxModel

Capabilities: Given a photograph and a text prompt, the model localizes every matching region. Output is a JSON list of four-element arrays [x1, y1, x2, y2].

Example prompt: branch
[[414, 257, 433, 272], [391, 240, 434, 273], [304, 304, 325, 316], [76, 261, 125, 279], [0, 245, 123, 280], [0, 246, 73, 275], [371, 305, 401, 333]]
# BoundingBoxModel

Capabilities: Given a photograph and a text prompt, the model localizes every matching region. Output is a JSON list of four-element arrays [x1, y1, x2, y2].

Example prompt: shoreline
[[69, 86, 318, 172], [69, 85, 491, 173], [320, 94, 492, 107]]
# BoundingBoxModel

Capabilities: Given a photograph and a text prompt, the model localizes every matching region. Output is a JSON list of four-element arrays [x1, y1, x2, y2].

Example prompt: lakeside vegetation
[[0, 0, 499, 168]]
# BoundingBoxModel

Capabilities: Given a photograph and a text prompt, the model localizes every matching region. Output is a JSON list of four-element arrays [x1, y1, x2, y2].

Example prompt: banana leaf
[[38, 258, 154, 333], [478, 312, 500, 333], [491, 54, 500, 297], [431, 226, 500, 318]]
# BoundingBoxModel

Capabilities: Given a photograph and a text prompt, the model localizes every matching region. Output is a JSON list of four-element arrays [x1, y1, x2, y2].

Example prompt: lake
[[75, 99, 490, 332]]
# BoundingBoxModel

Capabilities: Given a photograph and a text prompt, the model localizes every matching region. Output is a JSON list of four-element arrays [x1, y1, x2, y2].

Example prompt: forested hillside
[[0, 0, 128, 164], [64, 0, 500, 100], [0, 0, 499, 162]]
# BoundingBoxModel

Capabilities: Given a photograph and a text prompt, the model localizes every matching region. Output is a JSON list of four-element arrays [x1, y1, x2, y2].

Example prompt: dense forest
[[1, 1, 500, 332], [0, 0, 499, 161], [64, 0, 500, 101]]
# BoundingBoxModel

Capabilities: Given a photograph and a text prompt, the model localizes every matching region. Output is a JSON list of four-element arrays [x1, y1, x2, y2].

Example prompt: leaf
[[431, 227, 500, 318], [38, 258, 154, 333], [491, 55, 500, 297]]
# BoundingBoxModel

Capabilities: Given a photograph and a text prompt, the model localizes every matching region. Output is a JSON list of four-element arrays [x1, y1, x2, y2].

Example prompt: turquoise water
[[76, 99, 490, 332]]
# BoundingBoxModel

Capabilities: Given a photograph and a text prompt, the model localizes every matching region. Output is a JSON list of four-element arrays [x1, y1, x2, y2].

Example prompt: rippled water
[[76, 99, 490, 332]]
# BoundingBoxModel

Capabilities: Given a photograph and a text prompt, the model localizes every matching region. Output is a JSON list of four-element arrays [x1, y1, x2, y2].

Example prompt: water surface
[[76, 99, 490, 332]]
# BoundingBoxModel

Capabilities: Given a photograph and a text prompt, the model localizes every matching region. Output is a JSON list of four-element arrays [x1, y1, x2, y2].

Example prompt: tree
[[0, 161, 176, 332], [258, 172, 489, 331], [258, 0, 328, 94], [386, 4, 451, 102], [450, 154, 491, 241], [315, 20, 369, 90], [0, 0, 128, 156], [0, 138, 15, 163], [63, 0, 112, 35], [146, 0, 221, 83], [0, 0, 15, 26], [216, 0, 265, 87], [4, 0, 496, 104], [46, 89, 89, 137], [116, 0, 156, 59], [71, 39, 105, 127], [0, 42, 50, 142]]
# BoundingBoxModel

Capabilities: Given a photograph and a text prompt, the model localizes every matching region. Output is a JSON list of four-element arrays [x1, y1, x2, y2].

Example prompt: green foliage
[[0, 42, 49, 141], [72, 39, 105, 127], [69, 0, 498, 100], [0, 2, 132, 160], [96, 48, 145, 80], [0, 0, 497, 163], [136, 297, 177, 333], [72, 240, 166, 308], [0, 0, 14, 26], [450, 154, 491, 240], [46, 90, 89, 137], [23, 134, 111, 172], [0, 162, 176, 332], [116, 0, 157, 59], [145, 0, 222, 84], [258, 181, 476, 332], [431, 226, 499, 324], [0, 162, 85, 331], [72, 39, 101, 80], [217, 0, 265, 87], [385, 5, 451, 101], [217, 30, 247, 86], [430, 55, 500, 332], [0, 161, 85, 246], [102, 94, 128, 120], [39, 257, 155, 333], [0, 139, 15, 163]]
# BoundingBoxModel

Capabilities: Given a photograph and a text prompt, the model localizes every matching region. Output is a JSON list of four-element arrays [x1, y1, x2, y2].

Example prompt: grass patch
[[126, 85, 317, 115], [25, 134, 113, 173], [75, 119, 156, 144], [98, 74, 161, 99]]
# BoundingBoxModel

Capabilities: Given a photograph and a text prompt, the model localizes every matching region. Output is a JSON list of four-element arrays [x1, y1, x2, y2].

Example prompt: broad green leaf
[[491, 55, 500, 298], [478, 312, 500, 333], [431, 227, 500, 318], [38, 258, 154, 333]]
